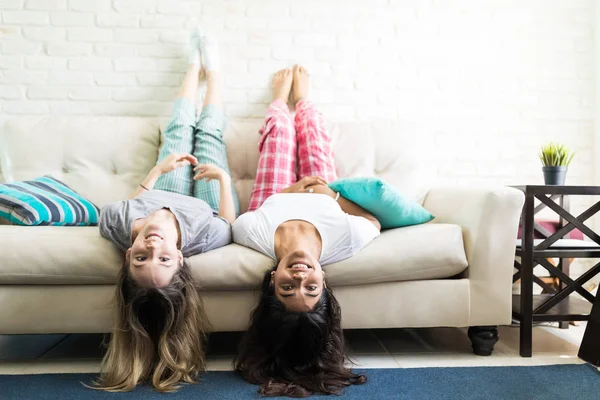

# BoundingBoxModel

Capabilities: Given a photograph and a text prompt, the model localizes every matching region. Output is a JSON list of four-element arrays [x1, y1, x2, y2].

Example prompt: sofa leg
[[468, 326, 499, 356]]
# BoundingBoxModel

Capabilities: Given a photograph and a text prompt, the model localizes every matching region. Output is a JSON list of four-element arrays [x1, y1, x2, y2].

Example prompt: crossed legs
[[154, 30, 239, 215], [248, 65, 337, 212]]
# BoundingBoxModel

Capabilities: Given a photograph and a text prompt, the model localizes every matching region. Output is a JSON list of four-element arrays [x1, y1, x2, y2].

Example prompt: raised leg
[[293, 65, 337, 183], [153, 65, 201, 196], [192, 33, 239, 215], [468, 326, 499, 356], [247, 69, 296, 212]]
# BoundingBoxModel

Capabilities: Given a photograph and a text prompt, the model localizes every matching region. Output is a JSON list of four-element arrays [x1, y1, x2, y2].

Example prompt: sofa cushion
[[0, 223, 467, 288], [323, 223, 468, 286], [1, 117, 161, 208], [191, 222, 468, 290], [0, 226, 122, 285]]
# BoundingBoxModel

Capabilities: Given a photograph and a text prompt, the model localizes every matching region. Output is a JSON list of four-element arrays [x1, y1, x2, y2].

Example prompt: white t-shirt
[[232, 193, 380, 265]]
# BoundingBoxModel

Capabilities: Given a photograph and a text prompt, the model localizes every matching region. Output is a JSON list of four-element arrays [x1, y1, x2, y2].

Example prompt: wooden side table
[[512, 185, 600, 357]]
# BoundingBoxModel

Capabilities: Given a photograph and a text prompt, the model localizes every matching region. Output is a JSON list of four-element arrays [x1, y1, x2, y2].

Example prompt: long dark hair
[[235, 268, 366, 397], [94, 257, 210, 392]]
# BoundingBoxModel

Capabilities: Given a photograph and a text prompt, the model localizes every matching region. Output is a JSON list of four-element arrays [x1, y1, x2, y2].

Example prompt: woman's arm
[[193, 164, 236, 224], [130, 166, 162, 199], [217, 174, 236, 224], [131, 153, 198, 199], [308, 183, 381, 231], [335, 195, 381, 231]]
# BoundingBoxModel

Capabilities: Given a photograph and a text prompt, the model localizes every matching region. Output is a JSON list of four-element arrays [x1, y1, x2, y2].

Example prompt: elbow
[[220, 213, 236, 225], [369, 217, 382, 231]]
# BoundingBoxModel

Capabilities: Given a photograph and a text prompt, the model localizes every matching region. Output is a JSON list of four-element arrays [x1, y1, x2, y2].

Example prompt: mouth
[[145, 233, 163, 240], [288, 263, 312, 271]]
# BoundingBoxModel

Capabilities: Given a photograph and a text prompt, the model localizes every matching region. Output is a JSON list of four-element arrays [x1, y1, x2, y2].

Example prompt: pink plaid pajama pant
[[247, 99, 337, 212]]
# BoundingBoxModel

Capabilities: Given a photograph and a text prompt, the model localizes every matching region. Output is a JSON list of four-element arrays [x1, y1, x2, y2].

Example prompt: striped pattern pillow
[[0, 176, 99, 226]]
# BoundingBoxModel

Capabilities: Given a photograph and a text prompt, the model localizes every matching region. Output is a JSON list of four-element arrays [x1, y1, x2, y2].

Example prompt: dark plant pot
[[542, 166, 567, 185]]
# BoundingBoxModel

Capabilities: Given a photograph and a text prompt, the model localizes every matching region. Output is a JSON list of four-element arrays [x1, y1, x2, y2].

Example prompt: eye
[[282, 285, 293, 291], [135, 256, 146, 261], [160, 257, 170, 262], [306, 285, 318, 291]]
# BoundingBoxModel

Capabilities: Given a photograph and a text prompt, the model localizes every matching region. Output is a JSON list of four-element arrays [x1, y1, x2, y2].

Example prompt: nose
[[144, 239, 160, 249], [292, 271, 307, 281]]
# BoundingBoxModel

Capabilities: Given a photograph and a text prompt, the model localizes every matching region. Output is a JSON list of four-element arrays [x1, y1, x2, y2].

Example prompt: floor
[[0, 323, 591, 375]]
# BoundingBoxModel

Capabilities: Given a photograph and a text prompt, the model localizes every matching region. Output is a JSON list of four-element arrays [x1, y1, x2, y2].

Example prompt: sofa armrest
[[423, 186, 525, 326]]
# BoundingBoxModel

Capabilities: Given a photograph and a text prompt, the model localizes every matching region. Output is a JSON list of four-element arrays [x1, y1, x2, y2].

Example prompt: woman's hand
[[193, 164, 230, 183], [282, 176, 328, 194], [306, 183, 337, 198], [156, 153, 198, 174], [130, 153, 197, 199], [194, 164, 236, 224]]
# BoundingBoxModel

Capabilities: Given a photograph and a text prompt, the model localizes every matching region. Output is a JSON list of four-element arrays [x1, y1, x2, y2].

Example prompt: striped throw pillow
[[0, 176, 99, 226]]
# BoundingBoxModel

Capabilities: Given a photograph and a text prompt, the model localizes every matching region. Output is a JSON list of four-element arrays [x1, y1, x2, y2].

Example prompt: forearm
[[337, 196, 381, 231], [217, 175, 236, 224], [131, 167, 162, 199]]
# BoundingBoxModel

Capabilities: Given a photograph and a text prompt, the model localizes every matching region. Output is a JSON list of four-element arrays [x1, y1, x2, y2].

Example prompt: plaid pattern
[[154, 98, 239, 215], [295, 99, 337, 182], [247, 99, 297, 212], [247, 99, 336, 211]]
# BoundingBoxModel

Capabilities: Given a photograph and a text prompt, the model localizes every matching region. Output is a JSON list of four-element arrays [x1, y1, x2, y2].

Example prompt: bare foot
[[292, 64, 309, 105], [273, 68, 293, 103]]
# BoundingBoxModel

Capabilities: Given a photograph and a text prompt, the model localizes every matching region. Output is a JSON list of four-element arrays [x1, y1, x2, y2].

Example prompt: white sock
[[188, 28, 202, 66], [200, 32, 220, 72]]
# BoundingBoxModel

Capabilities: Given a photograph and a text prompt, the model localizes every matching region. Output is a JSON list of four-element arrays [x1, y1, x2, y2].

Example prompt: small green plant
[[539, 142, 575, 167]]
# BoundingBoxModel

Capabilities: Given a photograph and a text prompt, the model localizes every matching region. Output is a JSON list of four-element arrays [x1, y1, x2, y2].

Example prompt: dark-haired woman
[[233, 65, 381, 397], [95, 29, 238, 392]]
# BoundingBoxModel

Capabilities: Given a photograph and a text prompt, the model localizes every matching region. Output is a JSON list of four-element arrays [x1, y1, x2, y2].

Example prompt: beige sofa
[[0, 116, 524, 355]]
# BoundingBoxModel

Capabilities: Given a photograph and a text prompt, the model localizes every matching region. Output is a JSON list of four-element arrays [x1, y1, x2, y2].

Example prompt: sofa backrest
[[0, 117, 435, 212]]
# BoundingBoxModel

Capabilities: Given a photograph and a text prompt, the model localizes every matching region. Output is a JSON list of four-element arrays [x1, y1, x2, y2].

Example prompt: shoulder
[[232, 211, 257, 231], [232, 211, 263, 243], [347, 214, 380, 248], [199, 216, 232, 252], [99, 200, 127, 223]]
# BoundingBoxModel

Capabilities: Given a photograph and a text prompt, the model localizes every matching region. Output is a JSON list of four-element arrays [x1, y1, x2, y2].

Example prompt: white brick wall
[[0, 0, 595, 190]]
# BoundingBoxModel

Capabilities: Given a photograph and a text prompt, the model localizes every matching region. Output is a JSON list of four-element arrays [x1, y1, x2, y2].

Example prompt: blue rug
[[1, 364, 599, 399]]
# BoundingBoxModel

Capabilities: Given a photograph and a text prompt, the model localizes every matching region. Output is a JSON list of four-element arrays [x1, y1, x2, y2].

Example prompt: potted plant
[[539, 142, 575, 185]]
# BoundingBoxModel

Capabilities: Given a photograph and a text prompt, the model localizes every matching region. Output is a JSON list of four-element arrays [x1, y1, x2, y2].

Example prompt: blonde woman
[[95, 29, 237, 392]]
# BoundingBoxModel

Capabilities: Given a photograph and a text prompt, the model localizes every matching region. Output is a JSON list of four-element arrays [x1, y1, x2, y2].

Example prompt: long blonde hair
[[94, 258, 210, 392]]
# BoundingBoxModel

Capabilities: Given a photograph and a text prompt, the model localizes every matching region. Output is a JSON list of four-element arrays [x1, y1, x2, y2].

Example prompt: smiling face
[[127, 220, 183, 288], [271, 249, 325, 312]]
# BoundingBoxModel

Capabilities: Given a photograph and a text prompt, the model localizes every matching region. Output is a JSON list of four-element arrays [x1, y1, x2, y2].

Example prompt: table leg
[[558, 257, 571, 329], [520, 193, 534, 357], [578, 289, 600, 366], [559, 195, 570, 330]]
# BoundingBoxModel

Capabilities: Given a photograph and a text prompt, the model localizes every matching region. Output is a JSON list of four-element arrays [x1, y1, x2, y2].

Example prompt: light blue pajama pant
[[153, 98, 240, 215]]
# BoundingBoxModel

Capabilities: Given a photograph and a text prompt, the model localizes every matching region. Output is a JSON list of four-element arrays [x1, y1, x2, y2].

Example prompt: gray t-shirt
[[99, 190, 231, 257]]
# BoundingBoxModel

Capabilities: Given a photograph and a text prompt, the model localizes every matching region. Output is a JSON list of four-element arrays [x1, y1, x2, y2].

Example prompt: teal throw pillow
[[329, 177, 434, 229], [0, 176, 99, 226]]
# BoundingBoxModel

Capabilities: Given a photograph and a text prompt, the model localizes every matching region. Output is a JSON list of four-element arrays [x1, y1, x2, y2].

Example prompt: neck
[[274, 221, 322, 261], [147, 208, 177, 225]]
